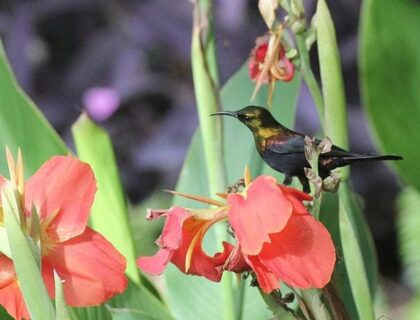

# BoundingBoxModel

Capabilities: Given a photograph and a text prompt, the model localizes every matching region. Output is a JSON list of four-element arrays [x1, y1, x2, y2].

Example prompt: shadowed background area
[[0, 0, 407, 309]]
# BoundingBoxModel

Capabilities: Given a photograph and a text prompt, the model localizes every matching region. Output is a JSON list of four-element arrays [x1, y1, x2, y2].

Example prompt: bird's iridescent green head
[[211, 106, 280, 133]]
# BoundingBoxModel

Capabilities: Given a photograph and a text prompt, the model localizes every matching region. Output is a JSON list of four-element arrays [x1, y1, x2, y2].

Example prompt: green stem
[[191, 1, 235, 320], [258, 288, 299, 320], [192, 0, 226, 196], [236, 278, 246, 320], [296, 34, 325, 129], [315, 0, 349, 179]]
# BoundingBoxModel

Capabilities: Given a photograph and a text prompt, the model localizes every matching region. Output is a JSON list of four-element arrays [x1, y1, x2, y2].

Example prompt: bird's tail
[[343, 154, 403, 162], [321, 152, 403, 171]]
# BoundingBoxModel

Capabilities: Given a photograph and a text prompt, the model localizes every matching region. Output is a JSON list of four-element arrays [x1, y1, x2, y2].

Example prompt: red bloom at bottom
[[137, 174, 336, 294]]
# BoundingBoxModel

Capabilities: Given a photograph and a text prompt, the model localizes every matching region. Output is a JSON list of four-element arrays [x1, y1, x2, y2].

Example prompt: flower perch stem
[[296, 33, 325, 129], [257, 287, 298, 320]]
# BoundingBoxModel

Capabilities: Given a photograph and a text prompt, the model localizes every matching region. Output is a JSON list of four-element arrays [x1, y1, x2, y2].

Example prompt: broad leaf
[[317, 1, 376, 318], [360, 0, 420, 191], [72, 114, 140, 285], [0, 42, 67, 175], [397, 187, 420, 292]]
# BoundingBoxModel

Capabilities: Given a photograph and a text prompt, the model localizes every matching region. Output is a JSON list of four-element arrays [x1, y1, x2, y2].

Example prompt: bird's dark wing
[[267, 134, 356, 157], [266, 135, 306, 154]]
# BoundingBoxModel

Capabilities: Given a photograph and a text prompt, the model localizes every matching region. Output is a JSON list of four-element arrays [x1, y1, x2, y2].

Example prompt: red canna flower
[[137, 173, 336, 294], [137, 207, 233, 282], [249, 34, 294, 84], [0, 154, 127, 320], [227, 176, 336, 293]]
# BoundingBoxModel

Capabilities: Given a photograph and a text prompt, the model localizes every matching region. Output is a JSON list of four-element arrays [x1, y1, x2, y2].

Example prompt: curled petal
[[258, 215, 336, 289], [245, 255, 280, 293], [138, 207, 231, 282], [137, 207, 191, 275], [0, 255, 29, 320], [280, 185, 312, 202], [25, 156, 96, 242], [156, 207, 191, 250], [137, 249, 173, 275], [42, 227, 127, 306], [227, 176, 292, 255], [171, 233, 233, 282], [222, 243, 250, 274]]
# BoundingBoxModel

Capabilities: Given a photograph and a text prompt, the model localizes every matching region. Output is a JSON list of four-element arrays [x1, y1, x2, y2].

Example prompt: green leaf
[[0, 306, 13, 320], [397, 187, 420, 292], [2, 183, 55, 320], [55, 271, 71, 320], [405, 295, 420, 320], [0, 41, 67, 176], [320, 185, 377, 320], [360, 0, 420, 191], [316, 1, 376, 318], [0, 228, 11, 258], [109, 280, 174, 320], [72, 114, 140, 285], [161, 64, 301, 320]]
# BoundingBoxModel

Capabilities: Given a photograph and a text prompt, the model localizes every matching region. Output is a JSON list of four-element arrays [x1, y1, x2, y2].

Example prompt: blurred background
[[0, 0, 409, 315]]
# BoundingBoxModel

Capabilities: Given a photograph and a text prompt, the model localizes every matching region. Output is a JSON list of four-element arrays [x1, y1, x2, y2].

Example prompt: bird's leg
[[298, 176, 311, 194], [283, 175, 292, 186]]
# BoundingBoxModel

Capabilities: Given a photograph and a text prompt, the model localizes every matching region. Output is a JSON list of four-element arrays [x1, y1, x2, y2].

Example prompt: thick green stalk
[[191, 1, 234, 320], [316, 1, 375, 319], [316, 0, 349, 179], [296, 34, 325, 129], [191, 0, 226, 196]]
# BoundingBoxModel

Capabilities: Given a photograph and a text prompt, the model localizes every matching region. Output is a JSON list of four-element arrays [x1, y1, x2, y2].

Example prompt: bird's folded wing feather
[[267, 135, 357, 158]]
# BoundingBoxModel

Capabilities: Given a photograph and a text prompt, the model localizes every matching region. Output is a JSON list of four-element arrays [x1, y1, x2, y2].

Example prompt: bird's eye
[[244, 116, 251, 121]]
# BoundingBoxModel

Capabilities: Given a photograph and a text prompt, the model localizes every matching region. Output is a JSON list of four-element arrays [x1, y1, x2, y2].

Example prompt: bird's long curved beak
[[210, 111, 238, 118]]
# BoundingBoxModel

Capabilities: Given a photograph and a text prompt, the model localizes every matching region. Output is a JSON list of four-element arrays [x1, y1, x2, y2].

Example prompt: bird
[[212, 105, 403, 193]]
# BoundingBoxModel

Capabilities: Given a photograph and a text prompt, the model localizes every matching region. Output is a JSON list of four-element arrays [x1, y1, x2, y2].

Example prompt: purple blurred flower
[[83, 87, 121, 122]]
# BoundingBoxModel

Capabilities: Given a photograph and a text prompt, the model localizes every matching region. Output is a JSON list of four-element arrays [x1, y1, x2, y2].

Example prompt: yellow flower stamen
[[16, 148, 24, 194], [244, 166, 252, 187], [185, 211, 228, 272], [5, 147, 25, 194], [164, 189, 226, 207]]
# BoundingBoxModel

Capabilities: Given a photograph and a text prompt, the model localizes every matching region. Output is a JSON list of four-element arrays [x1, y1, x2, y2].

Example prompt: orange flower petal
[[42, 227, 127, 306], [171, 235, 232, 282], [138, 207, 232, 282], [137, 249, 173, 275], [258, 215, 336, 289], [245, 255, 280, 293], [227, 176, 292, 255], [156, 207, 191, 249], [0, 255, 29, 320], [137, 207, 190, 275], [0, 281, 30, 320], [24, 156, 96, 242]]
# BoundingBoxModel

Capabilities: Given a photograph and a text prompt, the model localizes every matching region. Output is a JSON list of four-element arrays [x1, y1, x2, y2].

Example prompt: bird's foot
[[283, 175, 292, 186]]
